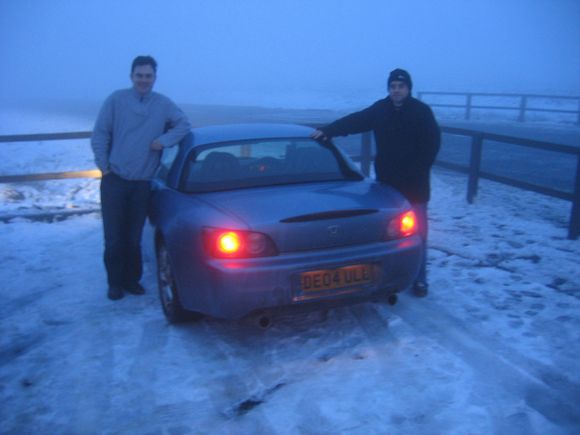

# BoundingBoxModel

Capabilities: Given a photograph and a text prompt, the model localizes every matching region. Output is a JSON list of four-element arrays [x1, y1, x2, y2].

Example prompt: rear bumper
[[177, 236, 422, 319]]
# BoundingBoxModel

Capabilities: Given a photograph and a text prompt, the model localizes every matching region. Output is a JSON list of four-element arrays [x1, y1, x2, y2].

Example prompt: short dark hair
[[131, 55, 157, 74]]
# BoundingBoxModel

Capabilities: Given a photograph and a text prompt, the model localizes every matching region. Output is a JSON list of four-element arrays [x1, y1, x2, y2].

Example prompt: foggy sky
[[1, 0, 579, 107]]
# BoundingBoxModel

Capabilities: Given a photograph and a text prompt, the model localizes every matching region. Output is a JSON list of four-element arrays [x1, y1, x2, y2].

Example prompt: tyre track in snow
[[115, 318, 284, 434], [393, 295, 580, 433], [3, 311, 119, 434], [1, 288, 139, 433], [344, 302, 478, 433], [163, 311, 370, 434], [199, 317, 338, 429]]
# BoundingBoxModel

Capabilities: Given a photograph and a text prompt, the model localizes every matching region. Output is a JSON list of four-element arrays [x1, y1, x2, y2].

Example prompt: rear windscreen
[[181, 138, 362, 192]]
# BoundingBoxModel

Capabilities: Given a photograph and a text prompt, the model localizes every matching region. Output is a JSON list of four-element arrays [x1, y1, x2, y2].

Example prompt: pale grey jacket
[[91, 88, 191, 180]]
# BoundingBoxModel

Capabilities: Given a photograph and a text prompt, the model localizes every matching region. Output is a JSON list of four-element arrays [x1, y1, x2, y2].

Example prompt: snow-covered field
[[0, 106, 579, 434]]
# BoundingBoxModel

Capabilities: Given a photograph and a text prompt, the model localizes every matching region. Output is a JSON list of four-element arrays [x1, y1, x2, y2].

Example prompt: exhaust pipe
[[387, 294, 398, 306]]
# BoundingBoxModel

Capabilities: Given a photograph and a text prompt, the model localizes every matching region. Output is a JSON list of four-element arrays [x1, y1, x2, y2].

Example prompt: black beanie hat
[[388, 68, 412, 90]]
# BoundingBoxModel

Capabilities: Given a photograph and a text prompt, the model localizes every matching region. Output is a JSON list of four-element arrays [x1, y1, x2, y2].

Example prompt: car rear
[[160, 127, 423, 319], [176, 181, 422, 319]]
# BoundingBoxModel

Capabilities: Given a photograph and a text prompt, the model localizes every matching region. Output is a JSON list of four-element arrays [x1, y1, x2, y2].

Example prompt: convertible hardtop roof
[[186, 123, 316, 148]]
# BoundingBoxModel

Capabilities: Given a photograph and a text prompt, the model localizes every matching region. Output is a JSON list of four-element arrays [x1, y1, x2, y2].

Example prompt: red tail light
[[387, 210, 417, 239], [217, 232, 241, 255], [204, 228, 278, 258], [400, 211, 416, 236]]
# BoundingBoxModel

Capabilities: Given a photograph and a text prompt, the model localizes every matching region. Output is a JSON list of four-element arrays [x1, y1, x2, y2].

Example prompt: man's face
[[388, 80, 410, 106], [131, 64, 156, 95]]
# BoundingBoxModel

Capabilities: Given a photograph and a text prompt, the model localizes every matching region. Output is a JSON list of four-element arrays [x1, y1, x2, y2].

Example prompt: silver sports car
[[146, 123, 422, 325]]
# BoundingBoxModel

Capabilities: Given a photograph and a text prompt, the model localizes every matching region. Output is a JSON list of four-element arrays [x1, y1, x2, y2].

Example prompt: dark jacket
[[321, 96, 440, 203]]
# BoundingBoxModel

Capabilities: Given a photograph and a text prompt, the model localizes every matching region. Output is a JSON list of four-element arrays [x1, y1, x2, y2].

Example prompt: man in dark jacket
[[312, 68, 440, 297]]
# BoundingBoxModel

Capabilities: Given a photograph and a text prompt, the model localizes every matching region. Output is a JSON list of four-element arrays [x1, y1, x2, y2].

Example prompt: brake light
[[217, 232, 241, 254], [387, 210, 417, 239], [400, 211, 416, 237], [204, 228, 278, 258]]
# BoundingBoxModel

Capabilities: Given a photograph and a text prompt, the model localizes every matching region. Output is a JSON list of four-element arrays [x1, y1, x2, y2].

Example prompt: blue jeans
[[413, 202, 429, 284], [100, 172, 151, 289]]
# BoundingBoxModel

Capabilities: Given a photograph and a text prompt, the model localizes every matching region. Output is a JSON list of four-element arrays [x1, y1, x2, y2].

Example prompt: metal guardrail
[[1, 127, 579, 239], [436, 126, 580, 240], [0, 169, 101, 183], [417, 91, 580, 124], [0, 131, 100, 183], [0, 131, 92, 142]]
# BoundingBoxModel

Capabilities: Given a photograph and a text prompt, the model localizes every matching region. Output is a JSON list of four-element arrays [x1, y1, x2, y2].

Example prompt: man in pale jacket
[[91, 55, 191, 300]]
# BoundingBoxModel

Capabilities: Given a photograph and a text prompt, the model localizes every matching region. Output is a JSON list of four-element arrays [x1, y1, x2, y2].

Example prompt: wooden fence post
[[467, 134, 483, 204]]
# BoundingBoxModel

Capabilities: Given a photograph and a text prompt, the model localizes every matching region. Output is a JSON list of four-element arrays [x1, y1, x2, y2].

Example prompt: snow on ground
[[0, 106, 100, 215], [0, 106, 579, 434]]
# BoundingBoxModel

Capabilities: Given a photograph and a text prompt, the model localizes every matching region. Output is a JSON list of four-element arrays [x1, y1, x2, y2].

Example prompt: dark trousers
[[412, 202, 429, 283], [100, 172, 151, 289]]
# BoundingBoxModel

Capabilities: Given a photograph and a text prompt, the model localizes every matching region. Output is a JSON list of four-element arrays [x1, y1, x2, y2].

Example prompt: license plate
[[300, 264, 373, 292]]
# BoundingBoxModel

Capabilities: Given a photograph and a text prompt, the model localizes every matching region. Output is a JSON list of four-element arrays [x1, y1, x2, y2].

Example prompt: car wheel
[[156, 240, 200, 323]]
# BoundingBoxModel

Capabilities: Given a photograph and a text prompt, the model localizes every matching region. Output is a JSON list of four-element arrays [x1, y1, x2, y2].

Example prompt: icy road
[[1, 169, 579, 435]]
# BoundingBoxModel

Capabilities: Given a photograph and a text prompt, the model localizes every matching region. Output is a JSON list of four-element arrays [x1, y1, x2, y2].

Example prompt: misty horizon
[[1, 0, 579, 110]]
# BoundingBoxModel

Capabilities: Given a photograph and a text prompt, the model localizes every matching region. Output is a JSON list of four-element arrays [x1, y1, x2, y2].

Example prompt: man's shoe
[[108, 287, 124, 300], [413, 281, 428, 298], [125, 284, 146, 295]]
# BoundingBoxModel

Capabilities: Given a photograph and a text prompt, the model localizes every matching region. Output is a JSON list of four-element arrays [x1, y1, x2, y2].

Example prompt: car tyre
[[156, 240, 201, 323]]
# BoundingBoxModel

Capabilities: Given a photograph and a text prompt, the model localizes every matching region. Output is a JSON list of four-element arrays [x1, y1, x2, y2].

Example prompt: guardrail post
[[467, 134, 483, 204], [465, 94, 472, 120], [568, 154, 580, 239], [518, 95, 528, 122], [360, 132, 372, 176]]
